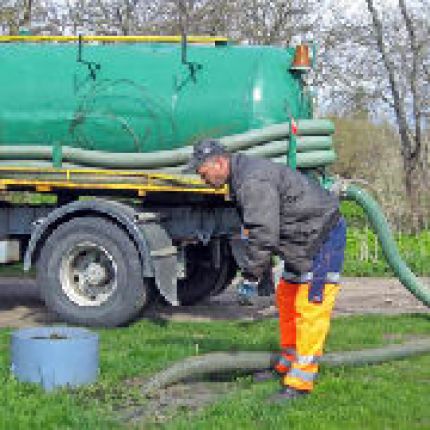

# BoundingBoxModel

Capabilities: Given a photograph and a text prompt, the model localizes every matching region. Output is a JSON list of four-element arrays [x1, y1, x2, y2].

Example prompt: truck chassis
[[0, 167, 241, 326]]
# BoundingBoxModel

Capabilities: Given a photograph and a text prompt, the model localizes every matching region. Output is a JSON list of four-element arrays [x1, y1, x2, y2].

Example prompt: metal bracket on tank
[[173, 30, 203, 91], [77, 34, 101, 81], [181, 32, 202, 82]]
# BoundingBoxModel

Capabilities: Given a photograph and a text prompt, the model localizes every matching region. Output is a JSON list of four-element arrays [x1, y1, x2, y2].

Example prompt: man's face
[[197, 156, 229, 189]]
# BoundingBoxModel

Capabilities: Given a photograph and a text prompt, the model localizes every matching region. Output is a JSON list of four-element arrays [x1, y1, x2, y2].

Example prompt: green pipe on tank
[[0, 149, 335, 174], [0, 145, 191, 168], [0, 146, 52, 160], [0, 135, 333, 168], [159, 150, 336, 173], [294, 135, 333, 151], [243, 136, 332, 158], [271, 150, 337, 167], [0, 160, 83, 169], [342, 183, 430, 307], [219, 119, 334, 150], [0, 120, 334, 169], [0, 159, 181, 174]]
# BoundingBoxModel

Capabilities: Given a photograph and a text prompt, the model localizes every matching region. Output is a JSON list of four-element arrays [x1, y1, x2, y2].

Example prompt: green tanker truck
[[0, 35, 427, 327]]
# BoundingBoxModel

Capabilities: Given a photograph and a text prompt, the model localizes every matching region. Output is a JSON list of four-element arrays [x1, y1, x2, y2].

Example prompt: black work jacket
[[229, 153, 341, 280]]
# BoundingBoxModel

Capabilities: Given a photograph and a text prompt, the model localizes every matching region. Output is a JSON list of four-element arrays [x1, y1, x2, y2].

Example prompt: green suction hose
[[141, 338, 430, 396], [343, 183, 430, 307]]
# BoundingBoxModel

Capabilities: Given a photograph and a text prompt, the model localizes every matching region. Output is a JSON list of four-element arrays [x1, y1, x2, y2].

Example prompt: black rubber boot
[[267, 386, 310, 404], [253, 352, 288, 383], [252, 370, 277, 383]]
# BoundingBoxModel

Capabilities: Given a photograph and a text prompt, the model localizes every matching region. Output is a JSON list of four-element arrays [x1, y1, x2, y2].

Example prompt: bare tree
[[0, 0, 26, 34], [136, 0, 316, 43], [0, 0, 68, 35], [61, 0, 161, 35], [365, 0, 429, 230], [317, 0, 429, 231], [230, 0, 315, 45]]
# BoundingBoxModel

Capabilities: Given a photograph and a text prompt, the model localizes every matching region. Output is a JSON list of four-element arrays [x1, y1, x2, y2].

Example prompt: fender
[[24, 198, 179, 305], [24, 198, 160, 270], [136, 214, 179, 306], [24, 198, 154, 275]]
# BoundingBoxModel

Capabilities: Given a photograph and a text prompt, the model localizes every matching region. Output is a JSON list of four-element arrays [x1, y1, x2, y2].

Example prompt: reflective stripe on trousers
[[282, 271, 341, 283], [273, 347, 296, 375], [276, 279, 340, 391]]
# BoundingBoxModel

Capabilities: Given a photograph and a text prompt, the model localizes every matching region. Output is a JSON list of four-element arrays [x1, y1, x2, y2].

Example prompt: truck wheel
[[37, 216, 149, 327], [178, 243, 237, 305]]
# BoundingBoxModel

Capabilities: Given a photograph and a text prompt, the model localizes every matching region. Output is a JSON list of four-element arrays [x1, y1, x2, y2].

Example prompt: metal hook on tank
[[77, 34, 101, 81]]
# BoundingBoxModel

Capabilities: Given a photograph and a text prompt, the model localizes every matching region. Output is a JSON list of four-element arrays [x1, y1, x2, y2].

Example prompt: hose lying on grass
[[141, 338, 430, 397]]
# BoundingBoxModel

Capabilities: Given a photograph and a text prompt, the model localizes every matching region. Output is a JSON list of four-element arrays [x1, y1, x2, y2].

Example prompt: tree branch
[[398, 0, 421, 160], [365, 0, 412, 160]]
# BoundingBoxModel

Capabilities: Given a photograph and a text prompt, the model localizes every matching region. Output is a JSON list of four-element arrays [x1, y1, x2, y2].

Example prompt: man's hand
[[237, 279, 259, 306]]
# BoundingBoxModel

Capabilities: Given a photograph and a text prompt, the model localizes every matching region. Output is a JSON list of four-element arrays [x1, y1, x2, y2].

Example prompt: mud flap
[[136, 215, 179, 306]]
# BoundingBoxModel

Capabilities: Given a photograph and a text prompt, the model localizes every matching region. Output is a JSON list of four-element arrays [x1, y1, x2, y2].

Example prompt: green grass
[[0, 262, 35, 278], [7, 193, 57, 205], [343, 228, 430, 276], [339, 201, 430, 277], [0, 314, 429, 429]]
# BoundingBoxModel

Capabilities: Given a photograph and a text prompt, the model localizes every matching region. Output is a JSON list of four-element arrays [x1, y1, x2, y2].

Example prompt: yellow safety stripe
[[0, 35, 228, 44]]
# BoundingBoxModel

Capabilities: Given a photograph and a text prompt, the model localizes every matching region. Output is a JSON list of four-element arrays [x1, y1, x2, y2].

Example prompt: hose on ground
[[140, 338, 430, 397]]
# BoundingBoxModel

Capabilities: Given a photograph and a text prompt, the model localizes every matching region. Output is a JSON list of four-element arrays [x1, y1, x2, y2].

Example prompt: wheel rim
[[59, 241, 118, 306]]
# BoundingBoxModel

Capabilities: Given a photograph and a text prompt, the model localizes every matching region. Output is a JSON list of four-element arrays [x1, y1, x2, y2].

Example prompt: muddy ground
[[0, 276, 428, 328]]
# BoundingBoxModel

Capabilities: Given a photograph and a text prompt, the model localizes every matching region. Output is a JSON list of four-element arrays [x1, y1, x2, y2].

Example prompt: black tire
[[37, 216, 149, 327], [177, 242, 237, 305]]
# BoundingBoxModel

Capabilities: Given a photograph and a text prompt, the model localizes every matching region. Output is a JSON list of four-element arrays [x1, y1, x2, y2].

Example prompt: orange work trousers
[[275, 278, 340, 391]]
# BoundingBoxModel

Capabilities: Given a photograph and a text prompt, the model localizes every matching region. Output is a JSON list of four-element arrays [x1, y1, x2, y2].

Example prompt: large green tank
[[0, 39, 310, 152]]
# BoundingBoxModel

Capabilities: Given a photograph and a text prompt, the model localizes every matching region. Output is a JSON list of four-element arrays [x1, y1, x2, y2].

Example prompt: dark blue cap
[[183, 139, 228, 173]]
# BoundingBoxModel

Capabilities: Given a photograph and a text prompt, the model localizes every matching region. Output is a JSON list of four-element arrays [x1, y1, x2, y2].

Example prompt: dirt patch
[[0, 278, 59, 328], [146, 277, 430, 323], [119, 380, 235, 426], [334, 277, 430, 316], [0, 276, 428, 328]]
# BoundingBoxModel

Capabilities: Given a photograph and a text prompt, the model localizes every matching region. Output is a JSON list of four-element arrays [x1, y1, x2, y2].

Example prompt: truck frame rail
[[0, 167, 228, 198]]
